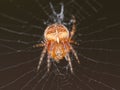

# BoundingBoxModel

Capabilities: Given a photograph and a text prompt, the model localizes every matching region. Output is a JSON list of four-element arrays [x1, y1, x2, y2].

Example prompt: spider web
[[0, 0, 120, 90]]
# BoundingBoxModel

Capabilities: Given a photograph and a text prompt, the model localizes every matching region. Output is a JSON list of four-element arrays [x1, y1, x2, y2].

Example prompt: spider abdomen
[[44, 24, 69, 42]]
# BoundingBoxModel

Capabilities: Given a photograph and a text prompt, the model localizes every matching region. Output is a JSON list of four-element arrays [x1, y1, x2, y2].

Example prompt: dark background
[[0, 0, 120, 90]]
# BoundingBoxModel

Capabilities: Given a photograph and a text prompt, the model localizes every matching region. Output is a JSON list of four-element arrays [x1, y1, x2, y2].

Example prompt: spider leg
[[33, 43, 44, 48], [70, 45, 80, 64], [70, 15, 76, 39], [37, 46, 47, 71], [65, 54, 73, 73], [70, 40, 80, 45], [47, 55, 51, 72]]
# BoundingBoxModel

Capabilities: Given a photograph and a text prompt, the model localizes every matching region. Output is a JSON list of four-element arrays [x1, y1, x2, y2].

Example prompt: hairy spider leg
[[37, 46, 47, 71], [70, 40, 80, 45], [70, 16, 80, 46], [47, 55, 51, 72], [69, 16, 80, 64], [49, 2, 56, 15], [70, 15, 76, 39], [33, 43, 45, 48], [70, 45, 80, 64], [65, 54, 73, 73]]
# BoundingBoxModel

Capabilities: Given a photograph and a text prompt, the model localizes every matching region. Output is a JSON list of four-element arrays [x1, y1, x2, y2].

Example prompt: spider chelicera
[[34, 3, 80, 73]]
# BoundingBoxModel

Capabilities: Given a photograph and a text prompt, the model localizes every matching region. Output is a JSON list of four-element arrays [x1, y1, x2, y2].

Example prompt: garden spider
[[34, 3, 80, 73]]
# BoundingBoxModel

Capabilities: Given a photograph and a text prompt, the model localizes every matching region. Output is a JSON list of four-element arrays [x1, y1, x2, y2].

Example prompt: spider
[[33, 2, 80, 73], [34, 16, 80, 73]]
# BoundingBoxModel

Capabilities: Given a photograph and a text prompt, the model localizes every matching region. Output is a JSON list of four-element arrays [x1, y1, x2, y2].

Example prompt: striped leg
[[65, 54, 73, 73], [37, 46, 47, 71], [47, 55, 51, 72], [70, 16, 76, 39], [70, 45, 80, 64]]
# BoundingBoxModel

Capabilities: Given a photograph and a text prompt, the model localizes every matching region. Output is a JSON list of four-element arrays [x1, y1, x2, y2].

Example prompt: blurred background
[[0, 0, 120, 90]]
